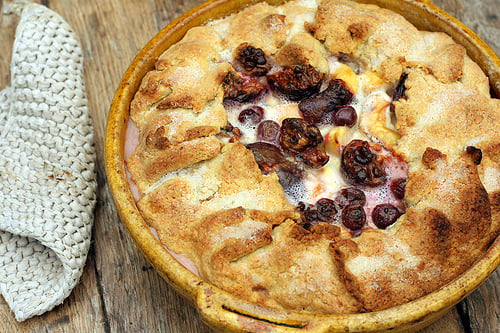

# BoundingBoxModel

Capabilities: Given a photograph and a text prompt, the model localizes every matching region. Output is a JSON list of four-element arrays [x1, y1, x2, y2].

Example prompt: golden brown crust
[[394, 71, 500, 165], [218, 2, 288, 56], [126, 0, 500, 316], [275, 32, 330, 73], [136, 142, 294, 254], [190, 215, 362, 313], [130, 26, 231, 127], [307, 0, 469, 83]]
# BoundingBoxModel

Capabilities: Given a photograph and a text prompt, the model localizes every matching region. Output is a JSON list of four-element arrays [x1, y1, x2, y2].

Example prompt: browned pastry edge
[[126, 0, 500, 315]]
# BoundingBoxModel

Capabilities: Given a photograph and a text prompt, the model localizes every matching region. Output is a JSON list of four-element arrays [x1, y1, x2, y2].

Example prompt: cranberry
[[334, 187, 366, 208], [341, 140, 386, 186], [223, 72, 265, 103], [236, 44, 269, 76], [315, 198, 338, 222], [342, 204, 366, 230], [279, 118, 323, 153], [257, 120, 280, 143], [298, 79, 353, 124], [332, 106, 357, 127], [238, 106, 264, 125], [267, 65, 323, 101], [296, 146, 329, 168], [372, 204, 402, 229], [390, 178, 406, 200]]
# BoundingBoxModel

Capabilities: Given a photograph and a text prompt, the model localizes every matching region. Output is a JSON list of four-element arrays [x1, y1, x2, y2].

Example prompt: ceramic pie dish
[[105, 0, 500, 331]]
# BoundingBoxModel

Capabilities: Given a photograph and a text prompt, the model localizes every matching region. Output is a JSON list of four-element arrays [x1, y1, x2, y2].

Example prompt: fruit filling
[[222, 44, 408, 234]]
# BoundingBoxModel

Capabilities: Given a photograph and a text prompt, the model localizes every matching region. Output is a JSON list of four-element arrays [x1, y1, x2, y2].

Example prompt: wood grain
[[0, 0, 498, 332]]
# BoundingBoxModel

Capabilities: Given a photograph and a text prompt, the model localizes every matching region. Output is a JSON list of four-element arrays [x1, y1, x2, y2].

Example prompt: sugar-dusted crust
[[137, 142, 294, 254], [189, 209, 362, 313], [126, 0, 500, 315], [306, 0, 474, 83]]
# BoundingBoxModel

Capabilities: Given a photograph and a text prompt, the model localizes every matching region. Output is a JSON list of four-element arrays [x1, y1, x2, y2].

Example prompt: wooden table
[[0, 0, 498, 331]]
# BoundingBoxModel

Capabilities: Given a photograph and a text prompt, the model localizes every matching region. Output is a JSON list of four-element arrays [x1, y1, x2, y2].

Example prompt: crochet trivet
[[0, 0, 96, 321]]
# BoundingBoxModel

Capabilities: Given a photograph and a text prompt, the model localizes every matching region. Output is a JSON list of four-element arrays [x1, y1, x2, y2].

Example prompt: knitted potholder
[[0, 0, 96, 321]]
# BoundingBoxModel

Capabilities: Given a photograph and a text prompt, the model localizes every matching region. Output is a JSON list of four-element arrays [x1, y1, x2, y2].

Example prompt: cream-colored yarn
[[0, 0, 96, 321]]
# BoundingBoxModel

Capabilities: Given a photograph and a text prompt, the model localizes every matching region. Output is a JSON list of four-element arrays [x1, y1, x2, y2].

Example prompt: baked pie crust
[[125, 0, 500, 314]]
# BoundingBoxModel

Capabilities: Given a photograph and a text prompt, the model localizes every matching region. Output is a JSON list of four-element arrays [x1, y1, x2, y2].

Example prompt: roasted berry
[[392, 73, 409, 103], [246, 142, 287, 174], [236, 44, 269, 76], [302, 208, 320, 225], [372, 204, 402, 229], [315, 198, 338, 222], [298, 94, 333, 123], [342, 204, 366, 230], [238, 106, 264, 125], [267, 65, 323, 101], [466, 146, 482, 165], [337, 53, 364, 74], [334, 187, 366, 208], [341, 140, 386, 186], [332, 106, 357, 127], [223, 72, 265, 103], [390, 178, 406, 200], [279, 118, 323, 153], [257, 120, 280, 143], [298, 79, 353, 124], [296, 146, 329, 168], [390, 73, 408, 113], [322, 79, 353, 106], [276, 164, 305, 201]]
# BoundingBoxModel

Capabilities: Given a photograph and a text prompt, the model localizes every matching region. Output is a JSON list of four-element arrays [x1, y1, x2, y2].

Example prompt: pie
[[124, 0, 500, 314]]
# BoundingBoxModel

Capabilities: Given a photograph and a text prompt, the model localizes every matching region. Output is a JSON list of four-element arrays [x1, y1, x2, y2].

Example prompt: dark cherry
[[322, 79, 353, 106], [334, 187, 366, 208], [298, 79, 353, 124], [341, 140, 386, 186], [390, 73, 409, 112], [257, 120, 280, 143], [245, 142, 286, 174], [302, 208, 320, 225], [332, 106, 357, 127], [295, 146, 329, 168], [276, 164, 305, 201], [466, 146, 482, 165], [392, 73, 409, 103], [246, 142, 305, 201], [279, 118, 323, 153], [298, 94, 333, 123], [315, 198, 338, 222], [337, 53, 364, 74], [238, 106, 264, 125], [372, 204, 402, 229], [390, 178, 407, 200], [236, 44, 269, 76], [342, 204, 366, 230], [222, 72, 265, 103], [267, 65, 323, 101]]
